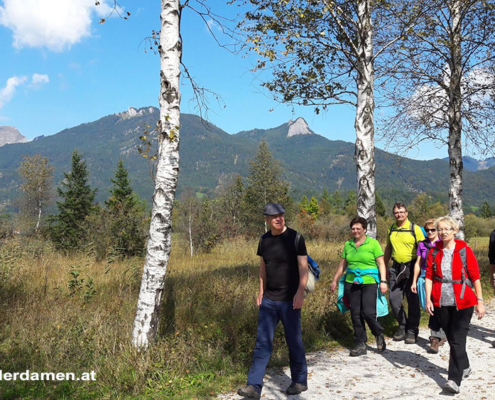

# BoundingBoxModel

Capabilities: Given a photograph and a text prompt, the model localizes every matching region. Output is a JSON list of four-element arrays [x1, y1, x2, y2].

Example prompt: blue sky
[[0, 0, 449, 160]]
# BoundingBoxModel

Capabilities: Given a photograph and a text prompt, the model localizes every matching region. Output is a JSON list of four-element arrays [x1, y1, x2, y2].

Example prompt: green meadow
[[0, 236, 492, 399]]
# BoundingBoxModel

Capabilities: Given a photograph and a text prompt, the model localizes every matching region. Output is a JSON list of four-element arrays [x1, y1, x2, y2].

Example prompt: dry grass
[[0, 235, 491, 399]]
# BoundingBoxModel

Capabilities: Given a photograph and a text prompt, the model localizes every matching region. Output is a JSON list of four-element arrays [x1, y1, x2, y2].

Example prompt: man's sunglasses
[[425, 228, 436, 233]]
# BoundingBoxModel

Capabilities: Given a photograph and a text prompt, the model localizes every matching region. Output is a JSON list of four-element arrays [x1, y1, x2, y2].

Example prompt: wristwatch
[[380, 280, 388, 284], [477, 297, 484, 302]]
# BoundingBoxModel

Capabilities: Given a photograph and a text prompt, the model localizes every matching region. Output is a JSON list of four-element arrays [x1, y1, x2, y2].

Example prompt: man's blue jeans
[[246, 297, 307, 394]]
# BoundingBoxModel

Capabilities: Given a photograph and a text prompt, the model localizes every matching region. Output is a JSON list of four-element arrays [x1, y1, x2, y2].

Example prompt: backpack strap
[[295, 231, 301, 251], [432, 246, 473, 299], [431, 248, 440, 275], [388, 222, 417, 242], [422, 239, 434, 249]]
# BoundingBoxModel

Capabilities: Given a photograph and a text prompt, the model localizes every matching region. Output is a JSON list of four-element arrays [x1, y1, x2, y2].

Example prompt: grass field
[[0, 236, 492, 399]]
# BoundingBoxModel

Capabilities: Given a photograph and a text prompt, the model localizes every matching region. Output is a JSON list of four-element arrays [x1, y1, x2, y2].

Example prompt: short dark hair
[[392, 202, 408, 213], [350, 216, 368, 230]]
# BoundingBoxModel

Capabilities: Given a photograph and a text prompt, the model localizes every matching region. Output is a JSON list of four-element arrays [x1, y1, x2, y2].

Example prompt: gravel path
[[219, 299, 495, 399]]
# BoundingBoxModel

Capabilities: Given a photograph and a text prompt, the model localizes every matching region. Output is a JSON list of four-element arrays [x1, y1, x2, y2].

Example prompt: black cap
[[263, 203, 286, 215]]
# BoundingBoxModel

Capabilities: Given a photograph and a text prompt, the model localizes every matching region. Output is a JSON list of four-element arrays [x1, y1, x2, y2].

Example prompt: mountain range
[[1, 106, 494, 212]]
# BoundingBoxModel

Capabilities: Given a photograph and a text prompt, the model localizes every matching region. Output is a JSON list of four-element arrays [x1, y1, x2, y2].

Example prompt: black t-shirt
[[257, 227, 308, 301]]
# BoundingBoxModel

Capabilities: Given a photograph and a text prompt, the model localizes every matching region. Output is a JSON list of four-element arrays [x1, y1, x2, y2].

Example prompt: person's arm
[[425, 248, 435, 316], [376, 255, 388, 294], [293, 255, 308, 310], [425, 278, 434, 316], [384, 242, 392, 266], [257, 257, 266, 307], [411, 256, 422, 294], [331, 257, 348, 292], [473, 279, 485, 319]]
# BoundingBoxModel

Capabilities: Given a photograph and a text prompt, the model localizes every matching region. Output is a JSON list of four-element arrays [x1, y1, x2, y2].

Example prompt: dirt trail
[[219, 299, 495, 399]]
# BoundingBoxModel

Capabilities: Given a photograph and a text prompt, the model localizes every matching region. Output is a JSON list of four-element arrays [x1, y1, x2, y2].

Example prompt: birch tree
[[132, 0, 182, 348], [237, 0, 412, 238], [18, 154, 54, 233], [131, 0, 236, 348], [379, 0, 495, 239]]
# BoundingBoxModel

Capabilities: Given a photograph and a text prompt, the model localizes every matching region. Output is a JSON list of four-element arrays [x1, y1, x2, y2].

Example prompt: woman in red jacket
[[425, 216, 485, 394]]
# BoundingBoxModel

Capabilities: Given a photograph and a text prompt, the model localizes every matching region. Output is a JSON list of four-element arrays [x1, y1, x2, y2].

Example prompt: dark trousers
[[344, 282, 384, 343], [436, 306, 474, 386], [389, 262, 421, 334], [246, 297, 307, 394], [428, 314, 446, 339]]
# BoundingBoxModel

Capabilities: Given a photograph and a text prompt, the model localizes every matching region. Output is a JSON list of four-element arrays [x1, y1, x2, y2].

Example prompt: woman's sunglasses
[[425, 228, 436, 233]]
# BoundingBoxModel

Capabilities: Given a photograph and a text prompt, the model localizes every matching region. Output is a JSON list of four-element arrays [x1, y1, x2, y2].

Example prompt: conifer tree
[[50, 150, 96, 250], [375, 192, 386, 218], [106, 160, 147, 257], [480, 202, 492, 219], [106, 159, 137, 211], [242, 141, 292, 234]]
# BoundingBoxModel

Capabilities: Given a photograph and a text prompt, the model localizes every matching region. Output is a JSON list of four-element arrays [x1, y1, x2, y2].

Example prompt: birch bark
[[447, 0, 464, 239], [354, 0, 377, 238], [132, 0, 182, 348]]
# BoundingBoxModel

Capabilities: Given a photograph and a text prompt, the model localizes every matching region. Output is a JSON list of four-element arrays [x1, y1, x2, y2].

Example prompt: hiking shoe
[[376, 334, 386, 352], [350, 342, 367, 357], [443, 380, 460, 394], [393, 326, 406, 341], [428, 337, 440, 354], [405, 332, 417, 344], [462, 366, 472, 379], [285, 382, 308, 395], [237, 385, 261, 399]]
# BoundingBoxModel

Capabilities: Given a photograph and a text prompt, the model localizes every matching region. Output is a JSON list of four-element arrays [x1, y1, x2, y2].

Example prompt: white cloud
[[0, 0, 111, 52], [0, 76, 28, 109], [31, 73, 50, 86], [0, 74, 50, 109], [206, 19, 222, 32]]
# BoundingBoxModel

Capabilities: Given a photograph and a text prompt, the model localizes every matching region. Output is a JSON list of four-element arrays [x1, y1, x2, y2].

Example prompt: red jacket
[[425, 239, 480, 310]]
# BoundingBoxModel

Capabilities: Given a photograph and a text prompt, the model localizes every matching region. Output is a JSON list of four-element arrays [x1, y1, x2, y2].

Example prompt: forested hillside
[[0, 106, 493, 211]]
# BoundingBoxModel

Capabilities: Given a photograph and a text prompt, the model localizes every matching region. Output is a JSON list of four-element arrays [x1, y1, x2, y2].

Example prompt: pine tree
[[375, 192, 386, 217], [242, 141, 292, 234], [307, 196, 319, 219], [480, 202, 492, 219], [50, 150, 96, 250], [106, 160, 147, 257], [344, 190, 358, 217], [106, 160, 137, 211]]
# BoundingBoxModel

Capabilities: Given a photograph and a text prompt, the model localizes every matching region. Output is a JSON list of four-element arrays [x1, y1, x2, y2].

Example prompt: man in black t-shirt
[[238, 203, 309, 399]]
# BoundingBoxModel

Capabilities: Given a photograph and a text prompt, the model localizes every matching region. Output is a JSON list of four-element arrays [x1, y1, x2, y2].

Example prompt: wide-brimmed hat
[[263, 203, 286, 215]]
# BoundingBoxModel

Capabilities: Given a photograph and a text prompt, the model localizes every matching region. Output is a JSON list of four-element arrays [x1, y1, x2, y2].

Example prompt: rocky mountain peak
[[118, 106, 157, 120], [287, 117, 313, 137], [0, 126, 27, 147]]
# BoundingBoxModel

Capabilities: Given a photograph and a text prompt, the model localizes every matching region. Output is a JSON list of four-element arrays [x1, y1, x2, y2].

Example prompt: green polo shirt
[[386, 219, 425, 263], [342, 236, 384, 284]]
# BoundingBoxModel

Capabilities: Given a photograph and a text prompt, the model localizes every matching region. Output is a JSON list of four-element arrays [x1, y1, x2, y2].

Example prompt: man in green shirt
[[384, 202, 425, 344]]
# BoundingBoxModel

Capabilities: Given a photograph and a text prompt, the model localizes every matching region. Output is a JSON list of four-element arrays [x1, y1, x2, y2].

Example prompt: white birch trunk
[[354, 0, 377, 238], [36, 199, 42, 232], [448, 0, 465, 239], [188, 212, 194, 258], [132, 0, 182, 348]]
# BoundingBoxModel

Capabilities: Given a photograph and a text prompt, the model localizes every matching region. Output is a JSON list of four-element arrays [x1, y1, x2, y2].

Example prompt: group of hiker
[[237, 202, 494, 398]]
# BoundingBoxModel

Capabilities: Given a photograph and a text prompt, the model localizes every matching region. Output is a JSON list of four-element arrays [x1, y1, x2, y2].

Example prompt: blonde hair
[[434, 216, 460, 231], [424, 218, 436, 230]]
